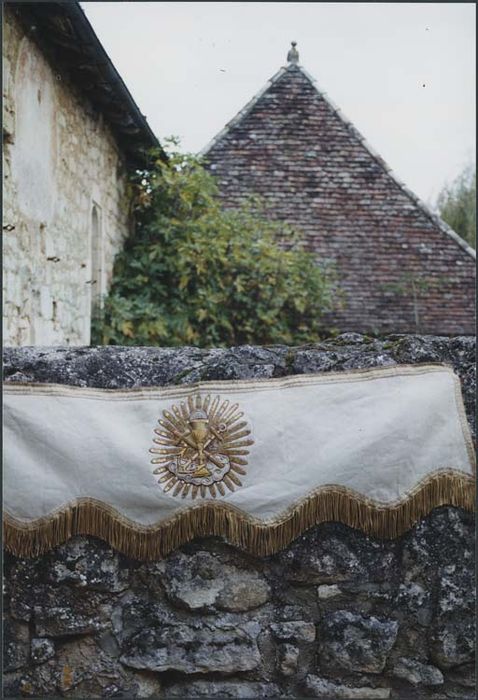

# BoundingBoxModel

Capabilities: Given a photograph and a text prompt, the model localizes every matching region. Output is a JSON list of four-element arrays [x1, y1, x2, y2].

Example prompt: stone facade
[[202, 63, 476, 336], [2, 7, 133, 346], [3, 334, 475, 698]]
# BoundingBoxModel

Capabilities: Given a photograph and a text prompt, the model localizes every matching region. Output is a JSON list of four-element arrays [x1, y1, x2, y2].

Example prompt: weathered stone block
[[216, 576, 271, 612], [277, 643, 300, 676], [8, 636, 162, 698], [392, 657, 443, 686], [436, 564, 475, 615], [33, 587, 111, 637], [305, 675, 391, 698], [165, 681, 282, 697], [4, 620, 30, 672], [319, 611, 399, 673], [158, 550, 270, 612], [428, 562, 475, 670], [45, 536, 129, 592], [429, 617, 475, 670], [120, 620, 262, 674], [396, 581, 432, 626], [272, 520, 399, 586], [318, 583, 342, 600], [6, 559, 42, 622], [270, 621, 316, 643], [30, 638, 55, 665]]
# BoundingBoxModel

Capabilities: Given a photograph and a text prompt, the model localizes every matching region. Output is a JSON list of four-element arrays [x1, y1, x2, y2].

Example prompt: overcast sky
[[81, 2, 475, 205]]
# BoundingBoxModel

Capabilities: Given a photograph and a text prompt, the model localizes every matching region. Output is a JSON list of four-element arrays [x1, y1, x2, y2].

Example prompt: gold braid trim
[[4, 470, 475, 561]]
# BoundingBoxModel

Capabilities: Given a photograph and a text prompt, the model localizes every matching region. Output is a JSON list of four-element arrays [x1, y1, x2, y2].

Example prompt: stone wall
[[3, 334, 476, 699], [2, 7, 132, 346]]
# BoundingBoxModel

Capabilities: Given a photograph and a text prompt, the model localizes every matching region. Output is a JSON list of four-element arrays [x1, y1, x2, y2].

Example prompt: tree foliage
[[92, 143, 336, 347], [436, 165, 476, 249]]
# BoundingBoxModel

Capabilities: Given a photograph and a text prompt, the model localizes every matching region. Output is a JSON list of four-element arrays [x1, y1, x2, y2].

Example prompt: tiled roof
[[201, 62, 475, 335]]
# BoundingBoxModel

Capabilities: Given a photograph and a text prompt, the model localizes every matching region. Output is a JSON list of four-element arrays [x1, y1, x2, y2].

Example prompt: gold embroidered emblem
[[150, 394, 253, 498]]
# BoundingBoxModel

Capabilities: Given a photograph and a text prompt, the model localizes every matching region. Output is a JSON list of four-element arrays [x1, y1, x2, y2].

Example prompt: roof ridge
[[201, 63, 475, 260], [199, 65, 289, 157]]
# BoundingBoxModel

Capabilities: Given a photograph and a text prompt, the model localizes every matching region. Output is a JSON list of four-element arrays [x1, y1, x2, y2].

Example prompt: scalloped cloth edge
[[4, 471, 475, 560]]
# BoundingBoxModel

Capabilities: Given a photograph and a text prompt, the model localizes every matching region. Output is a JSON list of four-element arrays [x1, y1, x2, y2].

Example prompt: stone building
[[202, 45, 476, 336], [3, 2, 161, 346]]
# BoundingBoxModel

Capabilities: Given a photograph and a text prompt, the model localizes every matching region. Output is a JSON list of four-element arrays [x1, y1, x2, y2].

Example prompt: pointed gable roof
[[201, 59, 475, 335]]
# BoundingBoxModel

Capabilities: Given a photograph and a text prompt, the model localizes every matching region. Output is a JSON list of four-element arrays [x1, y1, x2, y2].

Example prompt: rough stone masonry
[[3, 334, 476, 699], [3, 6, 134, 346]]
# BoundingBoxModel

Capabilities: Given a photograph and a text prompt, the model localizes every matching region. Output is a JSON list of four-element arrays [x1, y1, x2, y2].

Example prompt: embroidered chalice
[[150, 393, 253, 498]]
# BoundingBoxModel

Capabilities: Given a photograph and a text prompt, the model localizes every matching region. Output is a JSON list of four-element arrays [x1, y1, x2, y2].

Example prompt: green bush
[[92, 143, 337, 347], [437, 165, 476, 249]]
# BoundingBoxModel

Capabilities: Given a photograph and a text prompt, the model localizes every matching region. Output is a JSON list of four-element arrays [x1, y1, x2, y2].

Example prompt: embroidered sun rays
[[150, 393, 254, 499]]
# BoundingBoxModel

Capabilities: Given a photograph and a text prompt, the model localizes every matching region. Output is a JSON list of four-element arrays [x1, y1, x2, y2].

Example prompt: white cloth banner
[[3, 364, 475, 559]]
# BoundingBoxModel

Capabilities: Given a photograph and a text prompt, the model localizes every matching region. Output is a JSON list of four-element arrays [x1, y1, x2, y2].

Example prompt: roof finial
[[287, 41, 299, 65]]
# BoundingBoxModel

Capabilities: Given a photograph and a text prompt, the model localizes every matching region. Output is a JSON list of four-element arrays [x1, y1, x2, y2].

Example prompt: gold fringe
[[3, 471, 475, 561]]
